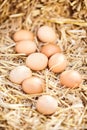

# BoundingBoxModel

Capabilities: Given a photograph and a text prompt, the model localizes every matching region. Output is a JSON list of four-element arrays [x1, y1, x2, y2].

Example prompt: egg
[[13, 29, 34, 42], [37, 25, 57, 43], [9, 66, 32, 84], [22, 76, 45, 94], [48, 53, 67, 73], [15, 40, 37, 55], [26, 52, 48, 71], [36, 95, 58, 115], [40, 43, 61, 57], [60, 70, 82, 88]]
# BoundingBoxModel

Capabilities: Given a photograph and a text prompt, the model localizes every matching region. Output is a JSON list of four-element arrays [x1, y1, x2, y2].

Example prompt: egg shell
[[36, 95, 58, 115], [48, 53, 67, 73], [60, 70, 82, 88], [41, 43, 61, 57], [15, 40, 37, 55], [13, 30, 34, 42], [26, 52, 48, 71], [22, 76, 45, 94], [9, 66, 32, 84], [37, 25, 57, 43]]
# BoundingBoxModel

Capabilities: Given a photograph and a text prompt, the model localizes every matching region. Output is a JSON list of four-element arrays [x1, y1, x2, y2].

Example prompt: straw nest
[[0, 0, 87, 130]]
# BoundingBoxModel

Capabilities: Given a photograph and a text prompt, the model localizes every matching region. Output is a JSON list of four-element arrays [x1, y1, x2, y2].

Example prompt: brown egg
[[26, 52, 48, 71], [37, 25, 57, 43], [36, 95, 58, 115], [48, 53, 67, 73], [22, 76, 45, 94], [9, 66, 32, 84], [60, 70, 82, 88], [15, 40, 37, 55], [41, 43, 61, 57], [13, 29, 34, 42]]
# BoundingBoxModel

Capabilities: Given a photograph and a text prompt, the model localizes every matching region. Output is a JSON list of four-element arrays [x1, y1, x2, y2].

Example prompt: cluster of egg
[[9, 26, 82, 115]]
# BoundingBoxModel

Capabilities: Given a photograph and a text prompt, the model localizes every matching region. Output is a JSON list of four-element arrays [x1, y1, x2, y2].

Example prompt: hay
[[0, 0, 87, 130]]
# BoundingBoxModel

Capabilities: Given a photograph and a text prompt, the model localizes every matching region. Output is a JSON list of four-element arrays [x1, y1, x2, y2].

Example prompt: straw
[[0, 0, 87, 130]]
